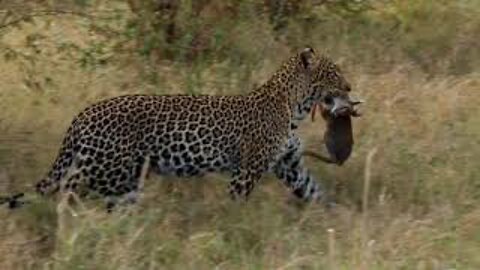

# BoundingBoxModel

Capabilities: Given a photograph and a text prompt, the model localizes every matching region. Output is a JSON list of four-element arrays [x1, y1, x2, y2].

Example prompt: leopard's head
[[299, 47, 362, 117]]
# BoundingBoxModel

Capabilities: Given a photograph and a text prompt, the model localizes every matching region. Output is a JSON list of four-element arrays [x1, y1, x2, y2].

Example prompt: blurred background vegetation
[[0, 0, 479, 269]]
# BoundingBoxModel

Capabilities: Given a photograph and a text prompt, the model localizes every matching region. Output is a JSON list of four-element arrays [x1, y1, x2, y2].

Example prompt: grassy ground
[[0, 1, 479, 269]]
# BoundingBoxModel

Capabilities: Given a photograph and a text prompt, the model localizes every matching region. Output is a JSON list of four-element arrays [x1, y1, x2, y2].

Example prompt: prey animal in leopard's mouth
[[307, 95, 363, 166]]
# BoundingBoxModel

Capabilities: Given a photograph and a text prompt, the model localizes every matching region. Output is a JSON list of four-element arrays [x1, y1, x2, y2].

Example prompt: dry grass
[[1, 1, 480, 269]]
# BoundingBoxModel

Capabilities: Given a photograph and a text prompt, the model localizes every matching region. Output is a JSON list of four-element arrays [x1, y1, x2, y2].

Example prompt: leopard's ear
[[300, 47, 315, 70]]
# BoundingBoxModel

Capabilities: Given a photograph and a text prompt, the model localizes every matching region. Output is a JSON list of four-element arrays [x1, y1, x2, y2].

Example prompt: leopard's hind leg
[[35, 144, 77, 196], [104, 155, 150, 212]]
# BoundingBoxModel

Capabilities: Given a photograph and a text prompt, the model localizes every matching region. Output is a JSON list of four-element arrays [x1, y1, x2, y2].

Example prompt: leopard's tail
[[1, 139, 77, 210], [0, 192, 27, 209]]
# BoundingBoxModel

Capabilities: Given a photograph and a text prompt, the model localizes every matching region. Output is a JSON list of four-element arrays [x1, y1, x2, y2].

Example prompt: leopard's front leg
[[228, 168, 262, 200], [273, 135, 327, 203]]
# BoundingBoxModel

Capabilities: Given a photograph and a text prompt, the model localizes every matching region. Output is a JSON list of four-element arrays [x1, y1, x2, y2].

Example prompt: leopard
[[1, 47, 358, 210]]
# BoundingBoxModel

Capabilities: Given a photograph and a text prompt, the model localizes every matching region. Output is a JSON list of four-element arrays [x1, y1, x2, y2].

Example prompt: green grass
[[0, 1, 479, 269]]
